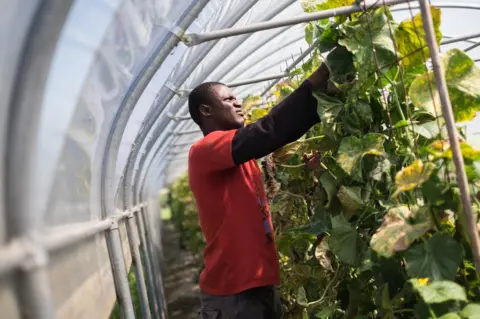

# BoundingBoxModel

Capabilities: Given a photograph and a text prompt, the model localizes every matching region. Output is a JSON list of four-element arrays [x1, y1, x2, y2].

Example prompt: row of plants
[[167, 1, 480, 317]]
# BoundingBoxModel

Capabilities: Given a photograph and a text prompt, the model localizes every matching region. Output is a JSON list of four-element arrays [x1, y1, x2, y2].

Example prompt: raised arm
[[231, 63, 330, 165]]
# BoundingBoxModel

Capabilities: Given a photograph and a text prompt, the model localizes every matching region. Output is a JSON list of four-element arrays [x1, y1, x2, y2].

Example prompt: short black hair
[[188, 81, 226, 125]]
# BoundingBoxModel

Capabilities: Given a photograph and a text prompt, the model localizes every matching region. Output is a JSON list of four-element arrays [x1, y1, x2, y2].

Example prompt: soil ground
[[162, 222, 201, 319]]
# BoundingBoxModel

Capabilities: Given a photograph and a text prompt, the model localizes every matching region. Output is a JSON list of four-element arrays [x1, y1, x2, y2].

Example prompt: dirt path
[[161, 222, 201, 319]]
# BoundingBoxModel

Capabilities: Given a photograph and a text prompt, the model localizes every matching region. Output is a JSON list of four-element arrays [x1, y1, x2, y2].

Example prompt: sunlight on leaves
[[338, 7, 397, 84], [460, 304, 480, 319], [410, 49, 480, 122], [410, 279, 467, 304], [427, 140, 480, 162], [336, 133, 386, 181], [394, 6, 442, 69], [393, 160, 435, 197], [337, 186, 363, 218], [314, 91, 344, 137], [371, 206, 431, 258]]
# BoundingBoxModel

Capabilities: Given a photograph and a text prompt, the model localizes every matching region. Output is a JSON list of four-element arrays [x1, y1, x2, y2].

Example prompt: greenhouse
[[2, 0, 480, 318]]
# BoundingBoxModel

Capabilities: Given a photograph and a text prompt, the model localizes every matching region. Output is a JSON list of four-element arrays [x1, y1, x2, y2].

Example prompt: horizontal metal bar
[[229, 72, 287, 87], [186, 0, 407, 46], [0, 203, 146, 275], [166, 112, 192, 121], [391, 3, 480, 14], [171, 128, 201, 136], [0, 240, 29, 275], [172, 139, 198, 147], [440, 31, 480, 45], [465, 41, 480, 52], [42, 219, 112, 251]]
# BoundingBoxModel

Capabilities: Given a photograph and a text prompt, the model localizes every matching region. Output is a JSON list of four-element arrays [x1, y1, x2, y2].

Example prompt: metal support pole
[[419, 0, 480, 276], [185, 0, 407, 46], [105, 223, 136, 319], [138, 207, 165, 316], [126, 214, 152, 319], [5, 1, 75, 318]]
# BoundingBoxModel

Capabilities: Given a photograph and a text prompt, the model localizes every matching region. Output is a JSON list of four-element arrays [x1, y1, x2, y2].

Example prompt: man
[[187, 62, 330, 318]]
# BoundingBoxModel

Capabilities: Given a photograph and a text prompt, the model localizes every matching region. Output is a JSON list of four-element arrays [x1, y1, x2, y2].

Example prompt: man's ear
[[199, 104, 212, 117]]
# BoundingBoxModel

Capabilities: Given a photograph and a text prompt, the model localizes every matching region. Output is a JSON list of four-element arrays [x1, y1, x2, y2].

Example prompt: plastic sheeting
[[2, 0, 480, 318]]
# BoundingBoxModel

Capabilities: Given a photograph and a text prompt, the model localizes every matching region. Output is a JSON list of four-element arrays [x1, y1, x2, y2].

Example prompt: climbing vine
[[168, 1, 480, 318]]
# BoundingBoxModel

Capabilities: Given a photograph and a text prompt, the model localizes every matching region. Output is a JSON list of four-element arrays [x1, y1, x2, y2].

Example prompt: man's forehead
[[211, 84, 234, 98]]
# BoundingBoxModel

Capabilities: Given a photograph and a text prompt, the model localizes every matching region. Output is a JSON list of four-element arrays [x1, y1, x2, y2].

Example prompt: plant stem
[[279, 190, 304, 200], [278, 163, 306, 168], [307, 267, 343, 309], [289, 135, 325, 145]]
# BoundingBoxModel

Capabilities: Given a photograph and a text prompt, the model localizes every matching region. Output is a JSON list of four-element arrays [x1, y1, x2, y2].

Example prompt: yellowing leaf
[[395, 6, 442, 69], [336, 133, 385, 181], [242, 95, 262, 114], [250, 108, 268, 122], [427, 140, 480, 162], [370, 206, 431, 258], [337, 185, 363, 219], [393, 160, 435, 197], [315, 236, 334, 272], [301, 0, 355, 12], [409, 49, 480, 122]]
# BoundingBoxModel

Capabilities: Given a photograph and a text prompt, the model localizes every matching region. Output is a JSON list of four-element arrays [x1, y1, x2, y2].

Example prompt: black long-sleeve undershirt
[[231, 80, 320, 165]]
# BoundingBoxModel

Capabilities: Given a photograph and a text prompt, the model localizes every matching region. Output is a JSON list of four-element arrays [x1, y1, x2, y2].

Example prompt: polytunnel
[[2, 0, 480, 318]]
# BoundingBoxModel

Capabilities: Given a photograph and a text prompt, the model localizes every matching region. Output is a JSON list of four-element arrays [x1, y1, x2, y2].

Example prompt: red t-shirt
[[188, 129, 280, 295]]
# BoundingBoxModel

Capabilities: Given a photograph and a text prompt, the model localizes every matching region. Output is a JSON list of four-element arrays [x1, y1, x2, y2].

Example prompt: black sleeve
[[231, 79, 320, 165]]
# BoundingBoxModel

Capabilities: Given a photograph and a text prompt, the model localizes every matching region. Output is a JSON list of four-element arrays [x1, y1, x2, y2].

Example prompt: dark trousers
[[198, 285, 283, 319]]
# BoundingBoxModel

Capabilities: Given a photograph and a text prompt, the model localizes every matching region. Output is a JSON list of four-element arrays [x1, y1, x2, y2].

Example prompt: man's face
[[207, 84, 244, 129]]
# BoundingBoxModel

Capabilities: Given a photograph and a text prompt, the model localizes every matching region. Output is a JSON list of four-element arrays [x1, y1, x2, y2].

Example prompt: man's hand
[[307, 63, 330, 91]]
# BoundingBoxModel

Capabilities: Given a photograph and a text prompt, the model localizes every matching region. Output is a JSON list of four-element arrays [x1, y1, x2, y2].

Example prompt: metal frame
[[418, 0, 480, 276], [184, 0, 407, 45], [122, 0, 264, 211], [149, 4, 480, 181], [3, 0, 480, 318], [5, 1, 75, 318], [98, 1, 211, 317]]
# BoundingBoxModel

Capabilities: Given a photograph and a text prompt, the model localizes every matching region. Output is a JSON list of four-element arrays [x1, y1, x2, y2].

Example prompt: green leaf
[[413, 121, 443, 139], [314, 91, 344, 137], [371, 206, 431, 258], [439, 314, 462, 319], [343, 99, 373, 135], [319, 172, 338, 207], [394, 6, 442, 69], [329, 214, 360, 265], [315, 305, 336, 318], [410, 279, 467, 304], [297, 286, 308, 307], [405, 233, 462, 281], [460, 303, 480, 318], [409, 49, 480, 123], [288, 219, 330, 236], [326, 45, 356, 85], [393, 160, 435, 197], [336, 133, 385, 181], [337, 185, 363, 217], [319, 23, 338, 53], [338, 7, 397, 84]]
